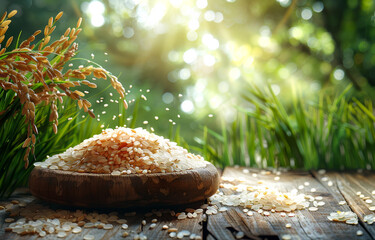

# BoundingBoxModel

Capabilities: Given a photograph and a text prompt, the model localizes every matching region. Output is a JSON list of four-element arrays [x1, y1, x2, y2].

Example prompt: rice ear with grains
[[34, 127, 207, 174]]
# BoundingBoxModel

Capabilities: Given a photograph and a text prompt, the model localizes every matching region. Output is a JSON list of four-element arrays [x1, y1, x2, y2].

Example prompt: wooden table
[[1, 167, 375, 240]]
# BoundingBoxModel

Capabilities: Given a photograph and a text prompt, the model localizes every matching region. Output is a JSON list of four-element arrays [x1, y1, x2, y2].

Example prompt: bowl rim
[[31, 161, 217, 178]]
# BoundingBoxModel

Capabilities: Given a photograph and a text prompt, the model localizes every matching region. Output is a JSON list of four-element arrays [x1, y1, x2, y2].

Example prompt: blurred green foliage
[[3, 0, 375, 121], [1, 0, 375, 183], [195, 83, 375, 170]]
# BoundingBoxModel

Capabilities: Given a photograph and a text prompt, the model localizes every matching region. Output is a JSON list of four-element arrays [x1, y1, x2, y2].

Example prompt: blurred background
[[1, 0, 375, 174]]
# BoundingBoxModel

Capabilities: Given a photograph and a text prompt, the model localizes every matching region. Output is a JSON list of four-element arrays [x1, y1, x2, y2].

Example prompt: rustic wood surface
[[2, 167, 375, 239], [313, 171, 375, 238]]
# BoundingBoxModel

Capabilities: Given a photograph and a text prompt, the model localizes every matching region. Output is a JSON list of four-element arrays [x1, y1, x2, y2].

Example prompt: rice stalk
[[0, 10, 127, 167]]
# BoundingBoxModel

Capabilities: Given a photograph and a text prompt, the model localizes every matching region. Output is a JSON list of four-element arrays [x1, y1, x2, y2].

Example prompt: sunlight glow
[[229, 67, 241, 80], [271, 84, 281, 95], [145, 3, 167, 28], [209, 95, 222, 109], [169, 0, 183, 8], [193, 79, 207, 107], [214, 12, 224, 23], [87, 1, 106, 27], [168, 51, 180, 62], [218, 81, 229, 93], [187, 31, 198, 41], [258, 36, 271, 48], [204, 11, 216, 21], [91, 16, 105, 27], [80, 0, 333, 120], [203, 54, 216, 66], [188, 19, 200, 30], [289, 27, 303, 39], [233, 45, 252, 63], [196, 0, 208, 9], [183, 49, 198, 64], [181, 100, 195, 113], [202, 34, 220, 50], [87, 1, 105, 14]]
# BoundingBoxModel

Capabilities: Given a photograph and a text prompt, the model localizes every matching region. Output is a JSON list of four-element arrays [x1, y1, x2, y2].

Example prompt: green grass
[[196, 83, 375, 170], [0, 88, 104, 198]]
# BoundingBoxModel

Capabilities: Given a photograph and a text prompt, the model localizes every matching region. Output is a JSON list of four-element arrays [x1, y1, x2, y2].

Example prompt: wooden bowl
[[29, 163, 220, 208]]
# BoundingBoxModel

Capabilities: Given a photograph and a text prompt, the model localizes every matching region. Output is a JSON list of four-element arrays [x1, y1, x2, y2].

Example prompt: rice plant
[[0, 10, 126, 167], [0, 10, 128, 197]]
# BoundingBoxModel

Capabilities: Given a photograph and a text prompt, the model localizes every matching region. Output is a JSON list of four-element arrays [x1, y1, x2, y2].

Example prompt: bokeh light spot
[[271, 84, 281, 95], [88, 0, 105, 14], [277, 0, 291, 7], [215, 12, 224, 23], [188, 19, 200, 30], [86, 0, 106, 27], [181, 100, 195, 113], [168, 51, 180, 62], [204, 11, 216, 22], [218, 81, 229, 93], [196, 0, 208, 9], [183, 49, 198, 64], [123, 27, 134, 38], [202, 34, 219, 50], [301, 8, 313, 20], [312, 2, 324, 13], [179, 68, 191, 80], [162, 92, 174, 104], [203, 54, 216, 66], [169, 0, 183, 8], [229, 68, 241, 80], [91, 16, 105, 27], [187, 31, 198, 41], [334, 69, 345, 80]]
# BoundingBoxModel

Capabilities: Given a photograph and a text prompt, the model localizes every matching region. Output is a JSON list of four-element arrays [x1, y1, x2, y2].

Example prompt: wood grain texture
[[207, 167, 372, 240], [0, 189, 204, 240], [29, 163, 220, 208], [3, 169, 375, 239], [313, 171, 375, 238]]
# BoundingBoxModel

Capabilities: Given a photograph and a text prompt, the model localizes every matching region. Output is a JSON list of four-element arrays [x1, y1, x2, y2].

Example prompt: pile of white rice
[[34, 127, 207, 174]]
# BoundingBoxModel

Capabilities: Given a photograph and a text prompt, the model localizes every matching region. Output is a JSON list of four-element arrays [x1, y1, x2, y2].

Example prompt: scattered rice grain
[[235, 231, 245, 239]]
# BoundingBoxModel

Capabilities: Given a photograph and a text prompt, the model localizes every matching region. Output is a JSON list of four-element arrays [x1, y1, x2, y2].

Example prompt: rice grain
[[36, 127, 207, 174]]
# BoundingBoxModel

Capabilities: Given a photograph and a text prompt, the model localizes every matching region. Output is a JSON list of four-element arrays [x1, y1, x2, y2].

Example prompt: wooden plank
[[140, 209, 203, 239], [313, 171, 375, 238], [3, 170, 375, 240], [0, 188, 34, 238], [0, 188, 204, 240], [207, 167, 372, 240]]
